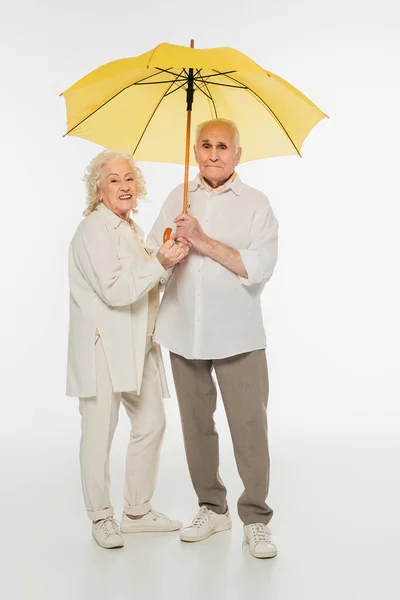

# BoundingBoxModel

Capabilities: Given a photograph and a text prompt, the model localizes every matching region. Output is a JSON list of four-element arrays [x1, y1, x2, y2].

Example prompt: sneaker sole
[[243, 540, 277, 559], [120, 524, 182, 534], [92, 534, 124, 549], [180, 521, 232, 542], [248, 548, 277, 559]]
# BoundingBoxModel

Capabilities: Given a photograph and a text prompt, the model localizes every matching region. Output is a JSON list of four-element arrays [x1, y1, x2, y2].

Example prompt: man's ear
[[193, 144, 199, 163], [235, 146, 242, 165]]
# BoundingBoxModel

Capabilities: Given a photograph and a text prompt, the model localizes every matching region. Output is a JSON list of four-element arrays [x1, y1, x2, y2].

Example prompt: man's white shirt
[[146, 174, 278, 360]]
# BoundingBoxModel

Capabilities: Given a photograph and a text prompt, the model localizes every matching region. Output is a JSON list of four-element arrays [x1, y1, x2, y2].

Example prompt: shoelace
[[100, 517, 120, 537], [191, 507, 211, 529], [249, 523, 271, 543], [149, 510, 171, 522]]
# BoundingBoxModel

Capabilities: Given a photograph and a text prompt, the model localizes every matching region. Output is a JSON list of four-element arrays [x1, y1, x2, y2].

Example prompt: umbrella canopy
[[61, 42, 327, 165]]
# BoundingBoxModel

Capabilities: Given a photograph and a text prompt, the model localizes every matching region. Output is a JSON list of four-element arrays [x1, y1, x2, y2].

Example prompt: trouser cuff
[[124, 500, 152, 516], [199, 502, 228, 515], [88, 507, 114, 522], [242, 515, 272, 526]]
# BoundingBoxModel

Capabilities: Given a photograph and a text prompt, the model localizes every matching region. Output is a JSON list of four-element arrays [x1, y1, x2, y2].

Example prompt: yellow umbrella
[[61, 40, 327, 237]]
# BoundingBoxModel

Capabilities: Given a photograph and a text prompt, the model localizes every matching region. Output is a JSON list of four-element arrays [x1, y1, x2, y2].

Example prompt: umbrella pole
[[163, 39, 194, 243], [182, 109, 191, 215], [183, 39, 195, 214]]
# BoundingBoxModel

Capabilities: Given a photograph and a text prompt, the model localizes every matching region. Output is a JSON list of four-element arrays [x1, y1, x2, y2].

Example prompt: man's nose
[[210, 149, 218, 161]]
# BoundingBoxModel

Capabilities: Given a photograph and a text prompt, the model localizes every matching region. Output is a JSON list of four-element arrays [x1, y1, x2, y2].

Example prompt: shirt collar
[[188, 172, 243, 196], [96, 202, 131, 229]]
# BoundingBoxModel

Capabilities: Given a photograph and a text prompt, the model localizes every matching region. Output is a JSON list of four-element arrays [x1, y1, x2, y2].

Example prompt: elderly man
[[147, 118, 279, 559]]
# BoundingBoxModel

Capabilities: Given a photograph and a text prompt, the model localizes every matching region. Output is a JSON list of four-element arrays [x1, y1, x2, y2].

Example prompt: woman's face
[[99, 160, 137, 219]]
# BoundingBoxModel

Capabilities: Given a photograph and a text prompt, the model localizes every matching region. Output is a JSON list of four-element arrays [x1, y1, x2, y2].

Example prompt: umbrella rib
[[154, 67, 189, 81], [194, 75, 218, 118], [204, 83, 218, 118], [132, 68, 181, 85], [202, 80, 247, 89], [192, 80, 212, 100], [197, 70, 237, 80], [135, 67, 187, 86], [135, 79, 187, 86], [131, 69, 186, 156], [212, 70, 301, 155], [163, 78, 190, 96], [64, 70, 185, 136]]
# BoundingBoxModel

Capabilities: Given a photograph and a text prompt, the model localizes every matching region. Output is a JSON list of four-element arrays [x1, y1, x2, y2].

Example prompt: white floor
[[2, 397, 399, 600]]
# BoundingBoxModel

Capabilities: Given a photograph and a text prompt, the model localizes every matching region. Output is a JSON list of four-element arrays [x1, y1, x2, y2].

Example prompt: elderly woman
[[67, 150, 188, 549]]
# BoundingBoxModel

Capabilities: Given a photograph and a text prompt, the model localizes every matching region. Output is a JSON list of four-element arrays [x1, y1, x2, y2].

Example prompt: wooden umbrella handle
[[163, 227, 172, 243], [162, 104, 192, 243]]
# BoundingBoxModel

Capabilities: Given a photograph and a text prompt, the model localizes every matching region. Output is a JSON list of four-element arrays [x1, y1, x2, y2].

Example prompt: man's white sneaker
[[120, 510, 182, 533], [243, 523, 277, 558], [180, 506, 232, 542], [92, 517, 124, 549]]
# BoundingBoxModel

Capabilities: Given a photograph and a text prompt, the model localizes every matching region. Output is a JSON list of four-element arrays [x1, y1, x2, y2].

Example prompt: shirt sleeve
[[71, 220, 166, 307], [237, 203, 278, 288]]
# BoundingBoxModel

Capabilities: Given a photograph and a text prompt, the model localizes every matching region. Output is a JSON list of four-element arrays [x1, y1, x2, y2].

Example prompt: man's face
[[99, 160, 137, 219], [194, 123, 242, 187]]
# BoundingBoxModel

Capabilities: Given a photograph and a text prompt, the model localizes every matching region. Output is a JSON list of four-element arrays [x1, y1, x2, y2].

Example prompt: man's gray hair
[[195, 118, 241, 151]]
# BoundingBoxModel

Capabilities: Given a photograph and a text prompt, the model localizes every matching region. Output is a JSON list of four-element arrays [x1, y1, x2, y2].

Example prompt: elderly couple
[[67, 118, 279, 559]]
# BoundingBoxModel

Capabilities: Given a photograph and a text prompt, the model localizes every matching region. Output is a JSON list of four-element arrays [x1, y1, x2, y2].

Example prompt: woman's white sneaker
[[92, 517, 124, 549], [120, 510, 182, 533], [180, 506, 232, 542], [243, 523, 277, 558]]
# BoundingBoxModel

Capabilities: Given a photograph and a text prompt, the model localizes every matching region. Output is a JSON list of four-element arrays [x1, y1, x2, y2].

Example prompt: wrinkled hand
[[156, 239, 189, 270], [170, 232, 192, 249], [174, 214, 207, 251]]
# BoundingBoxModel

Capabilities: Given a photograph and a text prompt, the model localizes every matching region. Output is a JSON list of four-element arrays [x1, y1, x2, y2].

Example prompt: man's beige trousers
[[79, 338, 166, 521], [170, 349, 273, 525]]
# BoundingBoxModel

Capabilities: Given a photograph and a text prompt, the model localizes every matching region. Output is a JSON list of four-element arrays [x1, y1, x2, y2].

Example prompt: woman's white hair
[[83, 150, 147, 217], [195, 118, 241, 151]]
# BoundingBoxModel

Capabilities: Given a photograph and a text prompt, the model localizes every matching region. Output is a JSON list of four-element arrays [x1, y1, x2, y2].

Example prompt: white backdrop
[[0, 1, 399, 597], [1, 0, 399, 437]]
